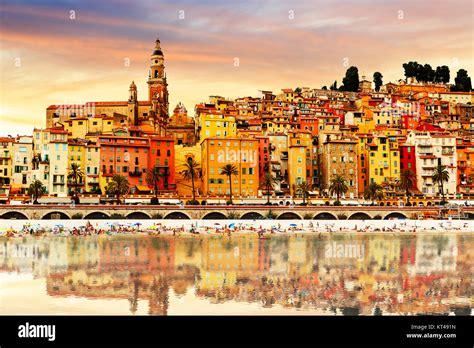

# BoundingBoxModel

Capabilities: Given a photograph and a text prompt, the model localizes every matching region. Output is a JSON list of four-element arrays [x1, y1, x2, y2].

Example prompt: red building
[[399, 143, 417, 190], [99, 133, 175, 194], [401, 115, 419, 130], [299, 116, 319, 136]]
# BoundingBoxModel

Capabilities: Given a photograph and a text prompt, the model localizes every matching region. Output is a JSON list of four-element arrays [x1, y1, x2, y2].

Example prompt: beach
[[1, 219, 473, 238]]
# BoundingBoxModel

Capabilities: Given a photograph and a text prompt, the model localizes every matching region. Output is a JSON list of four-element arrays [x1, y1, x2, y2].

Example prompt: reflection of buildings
[[1, 233, 471, 315], [414, 235, 457, 274], [0, 238, 68, 276]]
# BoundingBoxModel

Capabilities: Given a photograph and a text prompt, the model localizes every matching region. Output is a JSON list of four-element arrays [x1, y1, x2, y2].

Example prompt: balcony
[[129, 170, 142, 177], [441, 151, 454, 156]]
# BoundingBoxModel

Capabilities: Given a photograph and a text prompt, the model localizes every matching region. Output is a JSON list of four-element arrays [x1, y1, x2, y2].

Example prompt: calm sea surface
[[0, 233, 472, 315]]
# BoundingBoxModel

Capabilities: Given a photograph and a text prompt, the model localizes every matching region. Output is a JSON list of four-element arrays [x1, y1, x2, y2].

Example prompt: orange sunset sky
[[0, 0, 473, 136]]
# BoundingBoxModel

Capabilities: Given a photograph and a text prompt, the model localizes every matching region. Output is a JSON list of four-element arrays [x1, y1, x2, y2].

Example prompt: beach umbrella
[[229, 223, 236, 228], [290, 223, 297, 227]]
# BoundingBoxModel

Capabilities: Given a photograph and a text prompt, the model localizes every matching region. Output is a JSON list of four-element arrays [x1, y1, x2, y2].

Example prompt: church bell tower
[[147, 37, 169, 135]]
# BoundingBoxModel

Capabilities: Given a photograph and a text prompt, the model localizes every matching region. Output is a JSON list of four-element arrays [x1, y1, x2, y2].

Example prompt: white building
[[11, 136, 34, 193], [406, 131, 457, 197], [33, 128, 69, 197]]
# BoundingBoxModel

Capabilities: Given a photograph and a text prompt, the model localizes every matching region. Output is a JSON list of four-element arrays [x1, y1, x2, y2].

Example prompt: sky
[[0, 0, 473, 136]]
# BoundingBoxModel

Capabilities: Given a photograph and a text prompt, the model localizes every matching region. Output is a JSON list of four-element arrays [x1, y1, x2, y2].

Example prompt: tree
[[399, 169, 416, 204], [28, 180, 46, 204], [68, 163, 84, 196], [294, 87, 302, 94], [296, 181, 312, 206], [402, 61, 419, 81], [435, 65, 450, 84], [416, 64, 426, 82], [220, 164, 238, 205], [432, 164, 449, 203], [373, 72, 383, 92], [452, 69, 472, 92], [329, 80, 338, 90], [321, 86, 328, 90], [363, 182, 384, 205], [146, 167, 163, 205], [181, 158, 201, 204], [259, 173, 279, 205], [328, 175, 348, 203], [106, 174, 130, 204], [341, 66, 359, 92], [423, 64, 435, 82]]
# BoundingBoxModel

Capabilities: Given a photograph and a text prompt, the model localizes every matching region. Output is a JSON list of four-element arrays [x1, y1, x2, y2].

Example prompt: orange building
[[98, 132, 175, 194], [456, 138, 474, 196]]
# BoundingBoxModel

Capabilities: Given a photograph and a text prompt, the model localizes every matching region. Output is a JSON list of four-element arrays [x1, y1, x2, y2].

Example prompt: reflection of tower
[[128, 276, 140, 315], [147, 38, 169, 136], [148, 276, 169, 315]]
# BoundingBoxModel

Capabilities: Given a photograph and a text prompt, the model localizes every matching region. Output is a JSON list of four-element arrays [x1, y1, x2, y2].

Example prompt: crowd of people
[[0, 220, 472, 238]]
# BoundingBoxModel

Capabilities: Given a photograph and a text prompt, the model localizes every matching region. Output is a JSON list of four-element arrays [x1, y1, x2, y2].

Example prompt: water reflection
[[0, 234, 472, 315]]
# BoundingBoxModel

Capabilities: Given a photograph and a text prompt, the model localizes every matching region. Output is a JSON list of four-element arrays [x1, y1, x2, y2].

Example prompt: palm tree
[[146, 167, 163, 205], [106, 174, 130, 204], [220, 164, 238, 205], [181, 158, 201, 204], [432, 164, 449, 203], [364, 182, 384, 205], [399, 169, 416, 204], [28, 180, 46, 204], [328, 175, 348, 204], [296, 181, 312, 205], [68, 163, 84, 196], [259, 173, 279, 205]]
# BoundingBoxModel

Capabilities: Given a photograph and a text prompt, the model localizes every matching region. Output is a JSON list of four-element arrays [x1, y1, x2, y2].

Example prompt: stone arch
[[1, 211, 28, 219], [348, 212, 372, 220], [126, 212, 151, 219], [277, 212, 302, 220], [313, 212, 337, 220], [202, 212, 227, 220], [240, 212, 264, 220], [84, 211, 110, 219], [164, 211, 191, 220], [384, 212, 408, 220], [42, 211, 70, 219]]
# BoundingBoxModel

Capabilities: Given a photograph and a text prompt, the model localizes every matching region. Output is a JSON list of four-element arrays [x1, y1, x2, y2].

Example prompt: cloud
[[0, 0, 472, 135]]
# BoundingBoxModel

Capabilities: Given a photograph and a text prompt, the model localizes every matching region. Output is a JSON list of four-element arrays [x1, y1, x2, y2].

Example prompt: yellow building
[[67, 139, 101, 194], [366, 134, 400, 186], [68, 140, 86, 194], [288, 145, 307, 196], [174, 144, 203, 198], [0, 137, 14, 197], [201, 137, 259, 197], [64, 115, 118, 139], [199, 112, 237, 142]]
